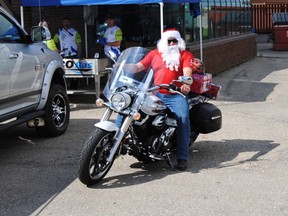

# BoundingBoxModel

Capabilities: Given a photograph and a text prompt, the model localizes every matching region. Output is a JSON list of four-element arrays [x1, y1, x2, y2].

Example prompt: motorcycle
[[78, 47, 222, 186]]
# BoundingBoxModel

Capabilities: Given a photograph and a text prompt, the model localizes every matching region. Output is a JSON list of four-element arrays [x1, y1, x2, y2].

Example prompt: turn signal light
[[133, 112, 141, 121], [96, 98, 104, 107]]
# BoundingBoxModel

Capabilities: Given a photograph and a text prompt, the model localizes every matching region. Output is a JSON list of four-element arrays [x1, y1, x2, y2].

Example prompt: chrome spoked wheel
[[79, 128, 115, 186], [89, 134, 113, 180], [51, 93, 67, 128]]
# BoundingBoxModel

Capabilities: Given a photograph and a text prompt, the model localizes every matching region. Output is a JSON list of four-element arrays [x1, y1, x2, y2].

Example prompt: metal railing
[[252, 3, 288, 33]]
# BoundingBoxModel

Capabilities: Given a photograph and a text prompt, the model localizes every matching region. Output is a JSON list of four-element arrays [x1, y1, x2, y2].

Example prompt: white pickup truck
[[0, 6, 70, 137]]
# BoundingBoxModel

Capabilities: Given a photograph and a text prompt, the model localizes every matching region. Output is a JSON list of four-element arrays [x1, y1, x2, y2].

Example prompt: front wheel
[[78, 128, 115, 186], [36, 84, 70, 137]]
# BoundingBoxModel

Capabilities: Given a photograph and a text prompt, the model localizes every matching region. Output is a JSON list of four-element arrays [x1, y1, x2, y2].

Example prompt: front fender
[[36, 59, 65, 110], [95, 121, 119, 133]]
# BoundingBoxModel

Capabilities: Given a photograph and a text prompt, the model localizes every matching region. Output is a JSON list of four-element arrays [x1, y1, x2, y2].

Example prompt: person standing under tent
[[98, 14, 123, 61], [54, 16, 82, 58], [54, 16, 82, 89]]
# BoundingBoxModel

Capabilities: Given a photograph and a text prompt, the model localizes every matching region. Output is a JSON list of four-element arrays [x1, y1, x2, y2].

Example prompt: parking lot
[[1, 43, 288, 216]]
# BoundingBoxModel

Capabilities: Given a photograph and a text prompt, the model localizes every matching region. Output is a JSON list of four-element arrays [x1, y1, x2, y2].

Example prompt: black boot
[[177, 159, 187, 171]]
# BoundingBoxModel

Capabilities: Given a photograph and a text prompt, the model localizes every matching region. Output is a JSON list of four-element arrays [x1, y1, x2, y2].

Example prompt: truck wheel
[[36, 84, 70, 137]]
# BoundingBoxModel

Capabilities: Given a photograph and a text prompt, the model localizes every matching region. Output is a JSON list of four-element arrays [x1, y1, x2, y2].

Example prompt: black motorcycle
[[78, 47, 222, 186]]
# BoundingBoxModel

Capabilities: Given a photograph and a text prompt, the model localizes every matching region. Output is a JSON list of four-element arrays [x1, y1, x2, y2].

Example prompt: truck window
[[0, 14, 22, 43]]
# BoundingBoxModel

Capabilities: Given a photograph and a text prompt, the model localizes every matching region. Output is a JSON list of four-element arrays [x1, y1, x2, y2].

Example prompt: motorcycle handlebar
[[147, 84, 185, 97]]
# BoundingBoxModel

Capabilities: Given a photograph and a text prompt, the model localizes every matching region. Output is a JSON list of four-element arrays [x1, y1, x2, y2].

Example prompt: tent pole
[[160, 2, 164, 37], [85, 22, 88, 58], [20, 6, 24, 28], [199, 2, 203, 61]]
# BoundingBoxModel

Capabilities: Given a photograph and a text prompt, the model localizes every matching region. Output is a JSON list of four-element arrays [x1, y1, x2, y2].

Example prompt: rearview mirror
[[178, 76, 193, 85]]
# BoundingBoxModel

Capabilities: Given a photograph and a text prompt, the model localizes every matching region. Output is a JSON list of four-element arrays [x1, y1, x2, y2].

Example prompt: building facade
[[7, 1, 256, 74]]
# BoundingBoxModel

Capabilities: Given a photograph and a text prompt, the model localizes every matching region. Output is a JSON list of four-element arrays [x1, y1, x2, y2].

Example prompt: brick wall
[[187, 34, 257, 75]]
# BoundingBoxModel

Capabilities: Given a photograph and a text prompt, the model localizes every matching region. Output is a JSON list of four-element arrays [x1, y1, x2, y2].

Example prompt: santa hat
[[158, 28, 186, 51], [162, 28, 181, 40]]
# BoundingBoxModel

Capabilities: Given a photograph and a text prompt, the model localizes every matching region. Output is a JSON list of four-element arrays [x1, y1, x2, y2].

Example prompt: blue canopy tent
[[20, 0, 200, 6], [20, 0, 202, 59]]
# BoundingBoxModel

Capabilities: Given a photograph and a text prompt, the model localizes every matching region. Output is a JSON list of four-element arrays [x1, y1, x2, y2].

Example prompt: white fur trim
[[158, 31, 186, 52], [162, 30, 181, 40]]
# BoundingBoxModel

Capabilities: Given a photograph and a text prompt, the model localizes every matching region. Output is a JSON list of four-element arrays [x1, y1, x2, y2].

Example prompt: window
[[0, 13, 22, 43], [185, 0, 251, 42], [93, 2, 251, 50]]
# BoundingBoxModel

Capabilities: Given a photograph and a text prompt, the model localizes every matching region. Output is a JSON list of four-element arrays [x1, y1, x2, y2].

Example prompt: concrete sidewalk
[[257, 42, 288, 58], [256, 33, 288, 58]]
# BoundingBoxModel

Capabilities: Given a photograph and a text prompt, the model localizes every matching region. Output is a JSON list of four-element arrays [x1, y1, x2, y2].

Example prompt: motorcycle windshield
[[103, 47, 154, 100]]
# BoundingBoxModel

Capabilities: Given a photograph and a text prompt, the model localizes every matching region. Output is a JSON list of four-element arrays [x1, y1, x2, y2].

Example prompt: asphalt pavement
[[0, 41, 288, 216]]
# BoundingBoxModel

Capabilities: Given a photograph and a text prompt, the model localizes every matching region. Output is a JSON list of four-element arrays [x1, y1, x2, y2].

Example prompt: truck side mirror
[[31, 26, 51, 42]]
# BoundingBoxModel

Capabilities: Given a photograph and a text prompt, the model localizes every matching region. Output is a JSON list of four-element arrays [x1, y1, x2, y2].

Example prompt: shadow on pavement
[[0, 115, 280, 215], [0, 118, 98, 216], [89, 139, 279, 189]]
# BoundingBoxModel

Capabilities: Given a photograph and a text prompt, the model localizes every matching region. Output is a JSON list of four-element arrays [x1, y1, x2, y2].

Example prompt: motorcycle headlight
[[111, 92, 131, 111]]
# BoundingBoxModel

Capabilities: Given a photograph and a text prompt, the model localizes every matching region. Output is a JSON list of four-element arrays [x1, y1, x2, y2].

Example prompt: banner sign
[[63, 58, 108, 76]]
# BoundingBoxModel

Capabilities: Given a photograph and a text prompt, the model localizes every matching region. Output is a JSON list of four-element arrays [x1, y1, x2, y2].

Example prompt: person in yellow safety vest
[[53, 17, 82, 89], [53, 16, 82, 58]]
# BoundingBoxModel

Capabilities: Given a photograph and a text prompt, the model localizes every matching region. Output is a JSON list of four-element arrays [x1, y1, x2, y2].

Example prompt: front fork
[[100, 108, 134, 162]]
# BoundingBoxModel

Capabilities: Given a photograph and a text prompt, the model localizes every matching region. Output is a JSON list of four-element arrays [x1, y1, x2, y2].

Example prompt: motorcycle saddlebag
[[190, 103, 222, 134]]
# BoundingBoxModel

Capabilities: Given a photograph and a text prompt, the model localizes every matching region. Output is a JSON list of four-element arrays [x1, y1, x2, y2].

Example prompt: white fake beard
[[161, 45, 180, 71]]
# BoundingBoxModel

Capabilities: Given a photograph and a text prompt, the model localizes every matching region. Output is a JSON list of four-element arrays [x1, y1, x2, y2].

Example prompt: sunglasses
[[167, 39, 178, 44]]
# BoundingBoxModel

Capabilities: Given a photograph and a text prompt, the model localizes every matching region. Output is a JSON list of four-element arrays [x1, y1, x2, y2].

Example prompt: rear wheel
[[190, 131, 199, 147], [78, 128, 115, 186]]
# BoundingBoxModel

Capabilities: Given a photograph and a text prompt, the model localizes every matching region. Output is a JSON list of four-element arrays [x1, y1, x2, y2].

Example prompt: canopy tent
[[19, 0, 202, 59], [20, 0, 201, 6]]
